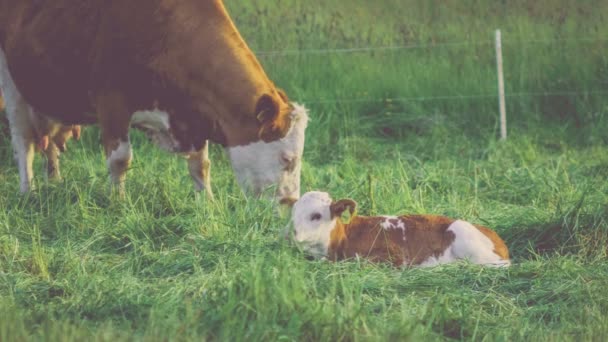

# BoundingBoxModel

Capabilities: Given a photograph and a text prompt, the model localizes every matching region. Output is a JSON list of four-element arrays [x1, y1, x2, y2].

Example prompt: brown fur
[[328, 214, 509, 267], [0, 0, 292, 152]]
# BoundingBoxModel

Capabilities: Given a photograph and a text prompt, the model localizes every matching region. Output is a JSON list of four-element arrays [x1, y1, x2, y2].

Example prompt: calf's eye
[[310, 213, 322, 221]]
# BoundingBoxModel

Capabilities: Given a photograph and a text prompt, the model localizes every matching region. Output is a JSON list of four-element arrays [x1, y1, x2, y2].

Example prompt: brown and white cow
[[290, 191, 510, 267], [0, 0, 308, 201]]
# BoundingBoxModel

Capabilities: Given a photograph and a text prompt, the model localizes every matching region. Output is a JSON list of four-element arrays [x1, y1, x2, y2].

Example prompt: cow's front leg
[[95, 93, 133, 195], [10, 123, 35, 193], [103, 132, 132, 196], [187, 140, 214, 199], [2, 51, 36, 192]]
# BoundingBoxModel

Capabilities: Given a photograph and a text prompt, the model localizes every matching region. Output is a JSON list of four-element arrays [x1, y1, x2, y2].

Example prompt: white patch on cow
[[440, 220, 510, 267], [131, 110, 170, 131], [380, 216, 407, 241], [0, 47, 36, 192], [380, 216, 397, 229], [106, 140, 132, 184], [415, 220, 510, 267], [131, 109, 179, 152], [227, 103, 308, 201], [291, 191, 336, 258], [107, 140, 132, 165]]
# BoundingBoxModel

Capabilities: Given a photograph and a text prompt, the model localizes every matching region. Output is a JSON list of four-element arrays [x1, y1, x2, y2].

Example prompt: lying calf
[[290, 191, 510, 267]]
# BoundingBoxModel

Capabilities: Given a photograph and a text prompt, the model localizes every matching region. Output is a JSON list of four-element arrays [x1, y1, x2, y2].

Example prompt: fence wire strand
[[303, 90, 608, 105], [254, 37, 608, 105], [256, 38, 608, 57]]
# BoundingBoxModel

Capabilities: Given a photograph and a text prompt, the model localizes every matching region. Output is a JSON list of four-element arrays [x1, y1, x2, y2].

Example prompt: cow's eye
[[281, 154, 293, 165], [281, 153, 297, 172], [310, 213, 322, 221]]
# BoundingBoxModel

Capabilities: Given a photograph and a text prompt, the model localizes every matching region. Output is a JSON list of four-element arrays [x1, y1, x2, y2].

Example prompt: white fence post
[[495, 29, 507, 140]]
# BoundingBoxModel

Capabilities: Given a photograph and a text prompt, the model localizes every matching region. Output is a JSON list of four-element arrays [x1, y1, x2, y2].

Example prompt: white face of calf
[[227, 103, 308, 202], [290, 191, 338, 257]]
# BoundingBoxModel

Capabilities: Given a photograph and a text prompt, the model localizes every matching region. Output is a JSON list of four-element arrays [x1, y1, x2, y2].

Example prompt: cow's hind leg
[[95, 92, 133, 195], [0, 48, 36, 192], [187, 140, 214, 199]]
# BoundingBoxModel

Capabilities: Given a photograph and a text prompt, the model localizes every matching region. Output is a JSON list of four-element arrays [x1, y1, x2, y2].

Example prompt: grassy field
[[1, 1, 608, 340]]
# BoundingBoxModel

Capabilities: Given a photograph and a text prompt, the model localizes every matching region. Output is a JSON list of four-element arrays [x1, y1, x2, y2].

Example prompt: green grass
[[1, 1, 608, 340]]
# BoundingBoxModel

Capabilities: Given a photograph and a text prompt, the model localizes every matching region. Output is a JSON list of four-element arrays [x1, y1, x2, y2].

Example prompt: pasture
[[1, 1, 608, 340]]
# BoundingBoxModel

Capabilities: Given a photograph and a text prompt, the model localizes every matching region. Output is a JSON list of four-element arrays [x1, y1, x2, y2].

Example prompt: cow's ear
[[257, 93, 290, 142], [330, 199, 357, 223], [255, 94, 279, 124]]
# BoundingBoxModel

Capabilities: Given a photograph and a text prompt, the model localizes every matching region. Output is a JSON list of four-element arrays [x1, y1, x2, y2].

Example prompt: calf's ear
[[330, 199, 358, 223]]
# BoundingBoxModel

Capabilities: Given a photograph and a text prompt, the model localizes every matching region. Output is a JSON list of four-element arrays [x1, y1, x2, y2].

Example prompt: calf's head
[[226, 94, 308, 203], [290, 191, 356, 257]]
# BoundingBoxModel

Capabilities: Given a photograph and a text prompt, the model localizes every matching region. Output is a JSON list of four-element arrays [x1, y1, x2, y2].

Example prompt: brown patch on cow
[[328, 214, 507, 267]]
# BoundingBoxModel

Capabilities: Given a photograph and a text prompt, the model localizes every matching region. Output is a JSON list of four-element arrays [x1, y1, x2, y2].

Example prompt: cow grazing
[[290, 191, 511, 267], [0, 0, 308, 201]]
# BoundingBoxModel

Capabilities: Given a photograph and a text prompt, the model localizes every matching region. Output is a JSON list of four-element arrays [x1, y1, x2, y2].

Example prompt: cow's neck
[[328, 219, 350, 260], [150, 0, 285, 147]]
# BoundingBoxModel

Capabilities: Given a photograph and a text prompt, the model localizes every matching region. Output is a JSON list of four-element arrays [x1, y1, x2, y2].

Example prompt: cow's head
[[225, 93, 308, 203], [177, 1, 309, 202]]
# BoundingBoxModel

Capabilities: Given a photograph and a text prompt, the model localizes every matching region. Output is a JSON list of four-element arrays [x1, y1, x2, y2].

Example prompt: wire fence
[[255, 35, 608, 138], [255, 37, 608, 103], [256, 38, 608, 57], [302, 90, 608, 105]]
